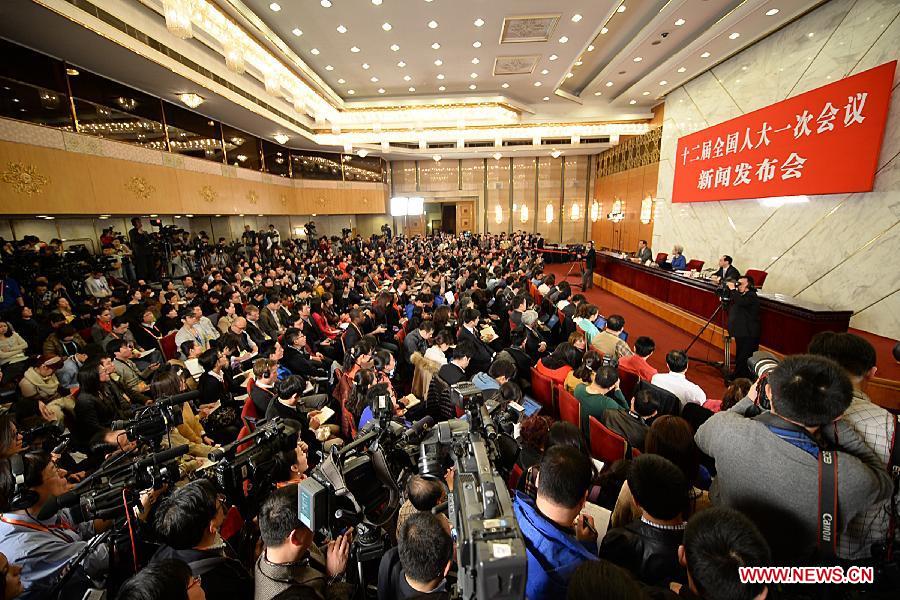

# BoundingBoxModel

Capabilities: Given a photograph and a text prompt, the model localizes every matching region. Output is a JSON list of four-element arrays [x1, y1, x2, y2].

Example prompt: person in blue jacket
[[513, 445, 598, 600]]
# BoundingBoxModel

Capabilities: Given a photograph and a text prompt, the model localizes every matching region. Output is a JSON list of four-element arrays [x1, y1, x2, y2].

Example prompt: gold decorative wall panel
[[597, 127, 662, 178]]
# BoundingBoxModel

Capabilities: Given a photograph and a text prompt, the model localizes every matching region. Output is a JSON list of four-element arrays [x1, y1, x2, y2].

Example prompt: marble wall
[[654, 0, 900, 340]]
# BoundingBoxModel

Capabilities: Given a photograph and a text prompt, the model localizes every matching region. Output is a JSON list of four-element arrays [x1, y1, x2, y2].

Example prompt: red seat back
[[685, 259, 705, 271], [618, 368, 640, 401], [507, 463, 524, 491], [236, 425, 253, 453], [589, 416, 629, 464], [530, 367, 556, 418], [240, 397, 258, 428], [655, 252, 668, 264], [745, 269, 768, 288], [160, 333, 177, 361], [557, 385, 580, 427]]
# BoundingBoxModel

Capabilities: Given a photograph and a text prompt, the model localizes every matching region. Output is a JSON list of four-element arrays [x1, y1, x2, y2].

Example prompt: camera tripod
[[564, 258, 584, 291], [684, 298, 732, 382]]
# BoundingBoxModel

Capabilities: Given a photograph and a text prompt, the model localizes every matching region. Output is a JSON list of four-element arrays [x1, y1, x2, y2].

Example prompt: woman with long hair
[[534, 342, 582, 387]]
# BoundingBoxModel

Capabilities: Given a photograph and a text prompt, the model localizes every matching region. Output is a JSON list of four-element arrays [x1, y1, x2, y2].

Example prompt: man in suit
[[726, 275, 761, 379], [341, 309, 366, 356], [582, 241, 596, 290], [711, 255, 740, 283], [244, 305, 273, 352], [635, 239, 653, 264], [437, 341, 474, 386], [259, 296, 286, 339], [456, 307, 494, 376], [282, 328, 328, 379]]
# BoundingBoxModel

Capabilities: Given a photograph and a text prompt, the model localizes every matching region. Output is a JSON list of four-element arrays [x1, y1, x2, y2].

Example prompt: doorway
[[441, 204, 456, 234]]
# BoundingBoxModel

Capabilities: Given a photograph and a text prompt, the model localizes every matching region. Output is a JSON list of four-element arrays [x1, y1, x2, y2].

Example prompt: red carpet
[[545, 263, 729, 400]]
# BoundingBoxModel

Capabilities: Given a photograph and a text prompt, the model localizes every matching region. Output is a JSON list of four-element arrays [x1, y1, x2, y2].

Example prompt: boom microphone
[[36, 489, 82, 520], [135, 444, 189, 469], [155, 390, 201, 409], [402, 416, 435, 442]]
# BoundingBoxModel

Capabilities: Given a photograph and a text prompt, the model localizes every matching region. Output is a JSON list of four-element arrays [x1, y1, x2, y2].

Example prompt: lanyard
[[0, 514, 78, 543]]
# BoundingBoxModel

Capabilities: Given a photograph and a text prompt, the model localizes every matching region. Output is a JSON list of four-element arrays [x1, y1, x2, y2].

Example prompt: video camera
[[111, 391, 198, 448], [748, 350, 780, 411]]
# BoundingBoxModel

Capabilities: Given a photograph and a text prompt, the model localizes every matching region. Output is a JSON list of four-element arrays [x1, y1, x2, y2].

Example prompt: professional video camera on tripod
[[298, 382, 527, 600]]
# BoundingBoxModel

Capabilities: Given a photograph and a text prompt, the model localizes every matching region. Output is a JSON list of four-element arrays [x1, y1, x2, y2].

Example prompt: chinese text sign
[[672, 61, 896, 203]]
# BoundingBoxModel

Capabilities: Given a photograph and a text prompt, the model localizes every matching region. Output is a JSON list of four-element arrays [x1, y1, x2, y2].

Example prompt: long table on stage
[[595, 252, 852, 355]]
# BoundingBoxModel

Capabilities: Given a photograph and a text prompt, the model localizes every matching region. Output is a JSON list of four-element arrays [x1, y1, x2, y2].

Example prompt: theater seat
[[557, 385, 580, 428], [507, 463, 524, 491], [530, 367, 557, 418], [588, 416, 631, 464], [655, 252, 668, 264], [618, 368, 640, 401], [745, 269, 768, 288], [685, 259, 705, 271], [160, 333, 177, 361]]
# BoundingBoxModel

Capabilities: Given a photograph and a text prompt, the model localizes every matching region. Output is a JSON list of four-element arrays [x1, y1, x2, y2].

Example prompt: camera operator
[[115, 558, 204, 600], [73, 358, 133, 452], [378, 512, 453, 600], [0, 451, 110, 600], [514, 445, 598, 600], [128, 218, 153, 282], [724, 275, 760, 380], [695, 354, 893, 564], [255, 484, 352, 600], [151, 479, 253, 600]]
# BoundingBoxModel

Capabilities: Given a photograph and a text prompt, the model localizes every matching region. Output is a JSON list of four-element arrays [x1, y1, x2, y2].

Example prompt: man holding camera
[[725, 275, 761, 380], [695, 355, 892, 563]]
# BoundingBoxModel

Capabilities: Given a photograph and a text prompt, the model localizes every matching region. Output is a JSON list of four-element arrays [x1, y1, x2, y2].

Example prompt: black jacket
[[197, 372, 233, 405], [245, 318, 271, 347], [599, 519, 686, 586], [74, 385, 132, 448], [585, 247, 596, 270], [600, 409, 650, 452], [341, 323, 363, 355], [713, 265, 741, 281], [456, 326, 493, 375], [437, 363, 467, 386], [727, 288, 761, 338], [250, 384, 276, 415], [282, 346, 326, 379], [152, 545, 253, 600]]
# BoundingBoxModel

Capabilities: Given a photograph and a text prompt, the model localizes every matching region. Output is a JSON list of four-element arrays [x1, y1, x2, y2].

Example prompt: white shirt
[[651, 371, 706, 406], [84, 276, 111, 298], [424, 346, 447, 366]]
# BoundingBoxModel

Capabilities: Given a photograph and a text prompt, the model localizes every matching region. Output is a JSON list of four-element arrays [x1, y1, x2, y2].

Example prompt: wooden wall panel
[[590, 162, 658, 253], [0, 140, 386, 217]]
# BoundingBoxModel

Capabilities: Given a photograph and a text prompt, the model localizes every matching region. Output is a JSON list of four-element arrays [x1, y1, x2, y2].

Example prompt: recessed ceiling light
[[617, 4, 627, 13], [572, 14, 583, 23], [66, 68, 80, 76], [474, 18, 485, 27], [274, 133, 290, 144], [378, 88, 385, 94], [397, 61, 406, 67], [336, 25, 347, 34], [674, 18, 685, 26], [501, 82, 509, 88], [372, 0, 382, 4], [362, 63, 370, 69], [320, 0, 331, 6], [642, 91, 650, 96], [575, 60, 583, 66], [179, 93, 204, 108], [601, 27, 608, 34], [659, 80, 668, 85], [541, 69, 549, 75], [409, 87, 416, 92], [729, 32, 740, 40], [766, 8, 780, 16], [559, 36, 569, 43], [807, 32, 815, 38], [404, 75, 412, 81], [292, 28, 303, 36], [677, 66, 686, 73], [470, 73, 478, 79], [338, 78, 346, 83], [434, 59, 443, 66], [439, 85, 446, 91], [543, 96, 550, 101], [311, 48, 321, 55], [594, 91, 602, 96], [432, 42, 441, 49], [391, 44, 400, 51], [549, 54, 558, 61], [350, 46, 360, 53], [629, 99, 636, 105], [325, 65, 334, 71], [348, 89, 355, 94], [566, 72, 574, 78], [469, 84, 477, 90], [493, 152, 502, 160], [370, 76, 379, 82], [605, 81, 614, 87], [633, 56, 642, 62], [551, 150, 561, 158], [432, 155, 441, 162], [472, 58, 480, 64], [269, 2, 281, 11], [436, 73, 445, 79], [534, 81, 542, 87], [700, 51, 710, 58], [473, 41, 482, 48], [428, 20, 438, 29], [588, 45, 595, 51], [382, 22, 392, 31]]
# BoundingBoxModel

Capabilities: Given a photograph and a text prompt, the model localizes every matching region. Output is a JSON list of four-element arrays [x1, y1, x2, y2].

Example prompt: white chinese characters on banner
[[695, 153, 807, 191]]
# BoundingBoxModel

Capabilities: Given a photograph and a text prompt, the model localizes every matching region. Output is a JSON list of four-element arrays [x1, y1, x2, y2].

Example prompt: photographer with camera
[[724, 275, 760, 380], [378, 512, 453, 600], [695, 354, 893, 563], [256, 484, 352, 600], [514, 445, 598, 600], [151, 479, 253, 600], [128, 218, 153, 282]]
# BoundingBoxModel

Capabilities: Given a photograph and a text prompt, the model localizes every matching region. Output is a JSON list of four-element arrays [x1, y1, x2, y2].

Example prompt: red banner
[[672, 61, 896, 203]]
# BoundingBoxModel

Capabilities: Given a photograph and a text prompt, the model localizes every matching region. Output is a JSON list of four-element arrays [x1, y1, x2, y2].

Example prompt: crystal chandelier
[[590, 200, 601, 222], [264, 71, 283, 96], [224, 33, 247, 74], [163, 0, 194, 40], [608, 199, 625, 223], [640, 195, 653, 224]]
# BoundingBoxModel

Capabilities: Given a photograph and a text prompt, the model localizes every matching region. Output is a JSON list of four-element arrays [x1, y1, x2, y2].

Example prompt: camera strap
[[818, 450, 839, 560], [887, 415, 900, 561]]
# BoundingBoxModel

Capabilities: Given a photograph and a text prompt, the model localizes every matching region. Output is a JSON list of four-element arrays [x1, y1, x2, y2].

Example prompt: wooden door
[[456, 201, 475, 232], [405, 215, 425, 236]]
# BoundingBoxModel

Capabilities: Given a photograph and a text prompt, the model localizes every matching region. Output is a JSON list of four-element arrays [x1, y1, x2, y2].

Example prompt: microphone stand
[[684, 294, 732, 382]]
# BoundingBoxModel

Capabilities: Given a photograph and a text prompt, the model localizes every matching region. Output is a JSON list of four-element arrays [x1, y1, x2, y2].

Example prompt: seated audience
[[618, 336, 658, 380], [378, 512, 453, 600], [436, 341, 474, 386], [651, 350, 706, 406], [600, 388, 658, 453], [573, 364, 628, 437], [423, 330, 452, 366], [472, 357, 517, 391], [564, 350, 602, 394], [590, 314, 633, 359], [534, 342, 582, 387], [115, 559, 203, 600]]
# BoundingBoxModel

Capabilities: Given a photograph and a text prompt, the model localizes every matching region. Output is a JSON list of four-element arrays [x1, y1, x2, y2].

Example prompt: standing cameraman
[[582, 241, 595, 290], [725, 275, 760, 380], [128, 218, 153, 282]]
